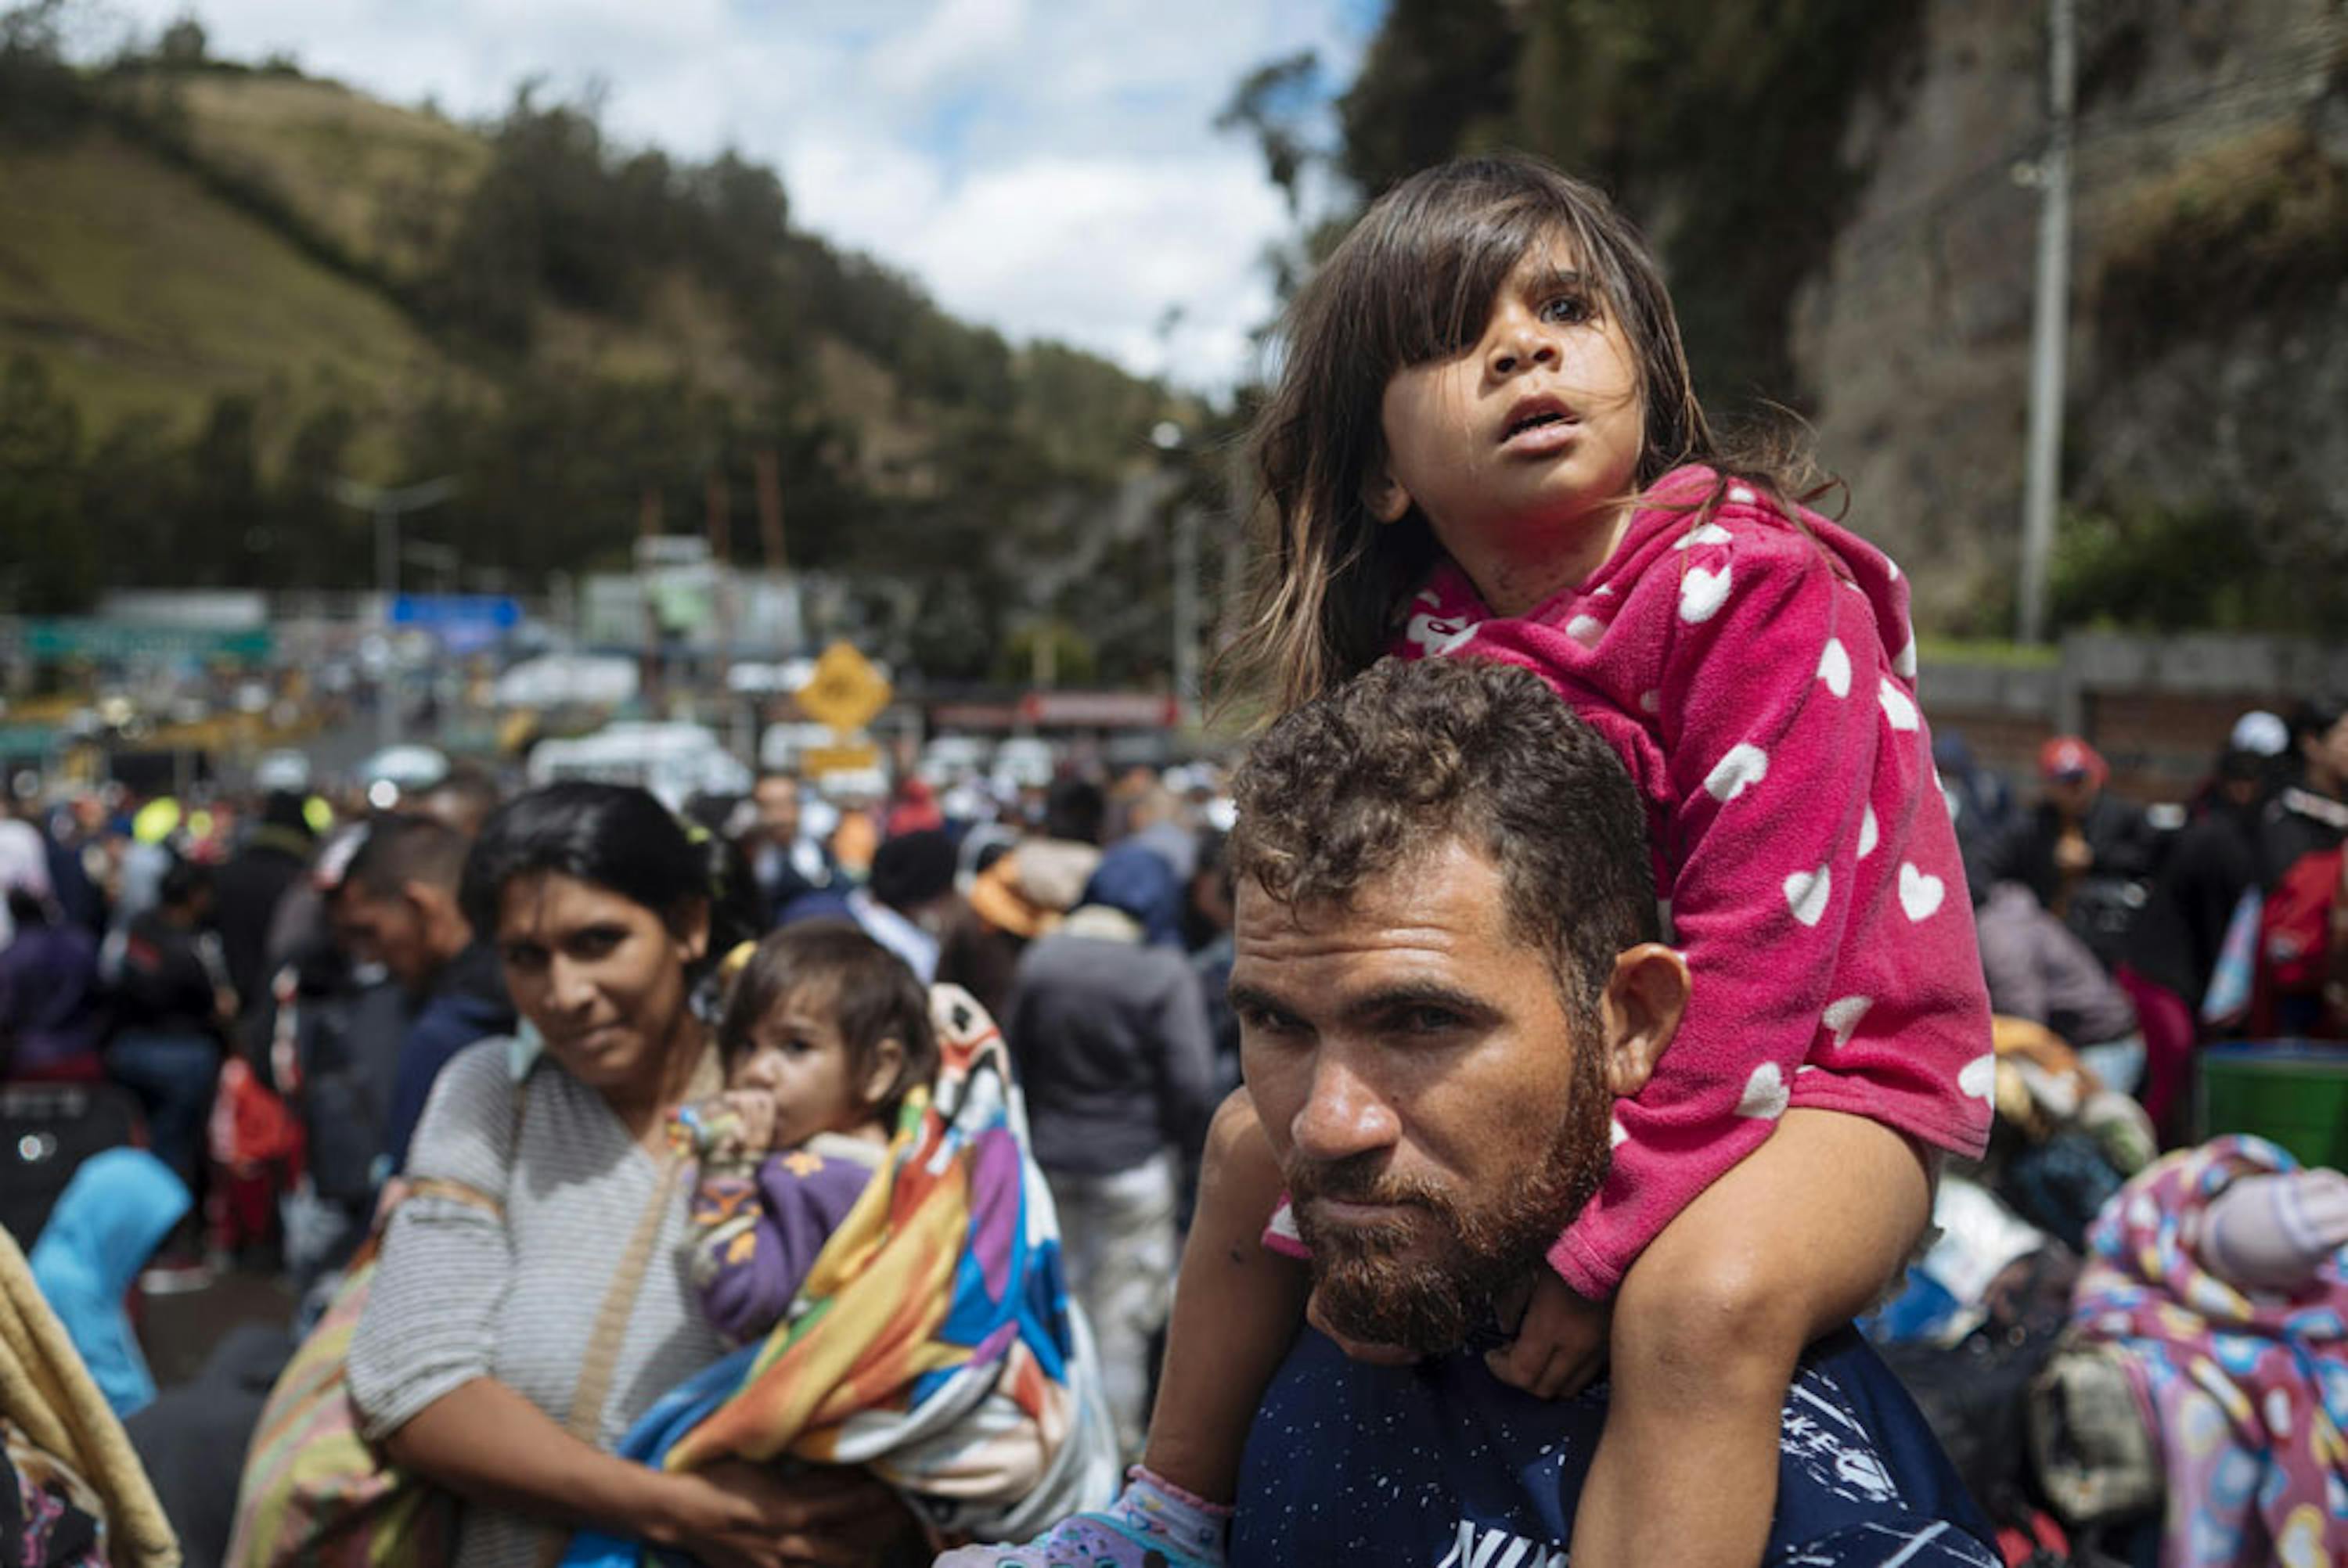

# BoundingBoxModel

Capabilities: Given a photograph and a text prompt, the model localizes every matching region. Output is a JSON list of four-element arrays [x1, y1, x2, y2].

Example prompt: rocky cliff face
[[1792, 0, 2348, 631]]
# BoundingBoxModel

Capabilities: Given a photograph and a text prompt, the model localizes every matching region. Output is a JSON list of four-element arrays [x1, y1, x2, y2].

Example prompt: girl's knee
[[1619, 1244, 1809, 1386]]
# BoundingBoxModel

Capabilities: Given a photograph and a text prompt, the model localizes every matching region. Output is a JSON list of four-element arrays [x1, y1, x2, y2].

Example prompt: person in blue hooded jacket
[[28, 1148, 191, 1418], [999, 838, 1219, 1456]]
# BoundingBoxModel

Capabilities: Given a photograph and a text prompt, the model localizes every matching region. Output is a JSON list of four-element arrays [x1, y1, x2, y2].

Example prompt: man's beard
[[1287, 1032, 1612, 1358]]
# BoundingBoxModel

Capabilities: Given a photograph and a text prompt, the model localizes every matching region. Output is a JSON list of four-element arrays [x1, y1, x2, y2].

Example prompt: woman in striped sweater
[[346, 783, 922, 1568]]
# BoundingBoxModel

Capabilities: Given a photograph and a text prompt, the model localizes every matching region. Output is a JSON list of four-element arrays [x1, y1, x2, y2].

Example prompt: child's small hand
[[717, 1089, 779, 1160], [1486, 1273, 1610, 1398]]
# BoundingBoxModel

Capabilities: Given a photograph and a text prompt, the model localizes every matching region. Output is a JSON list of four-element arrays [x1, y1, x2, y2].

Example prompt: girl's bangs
[[1374, 195, 1561, 371]]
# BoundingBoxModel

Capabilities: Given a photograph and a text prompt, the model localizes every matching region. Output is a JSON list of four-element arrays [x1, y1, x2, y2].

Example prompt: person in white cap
[[2229, 709, 2289, 761]]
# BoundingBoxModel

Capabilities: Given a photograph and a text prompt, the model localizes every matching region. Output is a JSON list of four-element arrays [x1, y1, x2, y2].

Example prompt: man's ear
[[1363, 462, 1412, 526], [1597, 943, 1690, 1099], [405, 879, 457, 930], [862, 1037, 906, 1109]]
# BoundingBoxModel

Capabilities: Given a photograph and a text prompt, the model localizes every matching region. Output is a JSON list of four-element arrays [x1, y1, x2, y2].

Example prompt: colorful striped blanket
[[561, 985, 1118, 1563]]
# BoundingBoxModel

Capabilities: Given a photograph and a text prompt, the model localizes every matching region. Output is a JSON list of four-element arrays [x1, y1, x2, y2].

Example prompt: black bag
[[2001, 1131, 2124, 1253], [1879, 1247, 2080, 1541], [0, 1079, 143, 1248]]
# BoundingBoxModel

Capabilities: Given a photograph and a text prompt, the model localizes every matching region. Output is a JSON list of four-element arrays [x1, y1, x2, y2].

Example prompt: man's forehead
[[1231, 840, 1514, 969]]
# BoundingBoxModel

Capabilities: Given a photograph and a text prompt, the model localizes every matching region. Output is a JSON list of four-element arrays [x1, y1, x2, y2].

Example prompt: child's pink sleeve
[[1536, 523, 1994, 1297]]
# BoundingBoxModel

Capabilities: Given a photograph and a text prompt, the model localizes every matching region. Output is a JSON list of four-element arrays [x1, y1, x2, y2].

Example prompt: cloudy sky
[[93, 0, 1378, 390]]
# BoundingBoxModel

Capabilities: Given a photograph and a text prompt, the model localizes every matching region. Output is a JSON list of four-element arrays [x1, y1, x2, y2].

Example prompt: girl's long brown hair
[[1223, 153, 1831, 719]]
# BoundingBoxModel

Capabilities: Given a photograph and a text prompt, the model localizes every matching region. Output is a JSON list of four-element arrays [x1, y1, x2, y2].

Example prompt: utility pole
[[1150, 419, 1203, 728], [1172, 504, 1201, 728], [2018, 0, 2075, 646], [707, 468, 748, 761], [638, 486, 664, 716], [754, 448, 786, 572], [333, 475, 459, 748]]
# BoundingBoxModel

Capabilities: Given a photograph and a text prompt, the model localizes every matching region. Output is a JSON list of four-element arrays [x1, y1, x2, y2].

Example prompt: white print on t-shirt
[[1782, 1374, 1902, 1506], [1435, 1519, 1566, 1568]]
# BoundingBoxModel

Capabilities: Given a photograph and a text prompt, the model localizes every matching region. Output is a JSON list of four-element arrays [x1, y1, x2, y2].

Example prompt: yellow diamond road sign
[[800, 743, 882, 778], [797, 642, 892, 732]]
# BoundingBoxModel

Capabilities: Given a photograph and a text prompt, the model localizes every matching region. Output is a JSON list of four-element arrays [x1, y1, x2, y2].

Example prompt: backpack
[[2252, 846, 2343, 1035]]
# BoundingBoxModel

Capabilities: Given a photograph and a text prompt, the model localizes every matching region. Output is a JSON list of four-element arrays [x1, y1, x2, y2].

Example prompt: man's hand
[[1304, 1285, 1420, 1367], [1485, 1274, 1610, 1399]]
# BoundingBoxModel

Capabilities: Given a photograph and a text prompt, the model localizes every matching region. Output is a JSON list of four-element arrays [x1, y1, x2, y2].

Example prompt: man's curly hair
[[1228, 656, 1657, 1012]]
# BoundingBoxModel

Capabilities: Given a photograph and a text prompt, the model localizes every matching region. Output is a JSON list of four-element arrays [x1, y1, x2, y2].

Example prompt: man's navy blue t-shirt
[[1232, 1328, 1998, 1567]]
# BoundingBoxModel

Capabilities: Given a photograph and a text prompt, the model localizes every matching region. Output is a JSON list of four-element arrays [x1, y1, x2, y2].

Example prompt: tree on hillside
[[157, 14, 205, 67], [79, 414, 187, 587], [1216, 51, 1324, 214], [274, 402, 362, 586], [0, 356, 93, 611], [0, 0, 94, 142], [1336, 0, 1517, 199], [183, 394, 261, 586]]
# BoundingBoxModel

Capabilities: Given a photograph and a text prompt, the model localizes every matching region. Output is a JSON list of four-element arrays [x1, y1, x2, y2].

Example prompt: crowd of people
[[2, 152, 2343, 1568], [0, 750, 1245, 1566]]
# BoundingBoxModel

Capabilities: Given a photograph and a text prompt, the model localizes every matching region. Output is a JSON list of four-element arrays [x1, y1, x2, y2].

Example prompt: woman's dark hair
[[460, 782, 761, 966], [699, 829, 767, 963], [718, 920, 939, 1122], [1226, 152, 1831, 717]]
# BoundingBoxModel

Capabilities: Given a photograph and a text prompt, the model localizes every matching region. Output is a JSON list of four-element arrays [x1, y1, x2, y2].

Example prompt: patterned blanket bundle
[[2070, 1135, 2348, 1568], [562, 985, 1116, 1565]]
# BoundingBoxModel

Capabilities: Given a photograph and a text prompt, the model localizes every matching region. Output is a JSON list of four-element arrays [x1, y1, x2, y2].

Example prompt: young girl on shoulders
[[963, 153, 1995, 1568]]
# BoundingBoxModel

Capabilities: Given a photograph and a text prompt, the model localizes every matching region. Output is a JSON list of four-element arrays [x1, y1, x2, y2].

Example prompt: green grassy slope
[[171, 73, 491, 282], [0, 125, 455, 459], [0, 75, 844, 452]]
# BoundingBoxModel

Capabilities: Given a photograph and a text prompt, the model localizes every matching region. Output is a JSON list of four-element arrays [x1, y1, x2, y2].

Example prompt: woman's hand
[[657, 1459, 921, 1568]]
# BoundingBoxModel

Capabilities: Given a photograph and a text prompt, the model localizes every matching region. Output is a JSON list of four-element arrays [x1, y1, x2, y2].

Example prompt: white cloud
[[886, 152, 1287, 385], [870, 0, 1030, 99], [92, 0, 1371, 389]]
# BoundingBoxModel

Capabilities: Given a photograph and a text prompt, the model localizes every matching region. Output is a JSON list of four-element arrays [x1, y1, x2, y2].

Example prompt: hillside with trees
[[0, 2, 1191, 682]]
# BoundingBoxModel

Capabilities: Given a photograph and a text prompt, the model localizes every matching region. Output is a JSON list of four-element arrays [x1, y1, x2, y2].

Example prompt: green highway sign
[[15, 620, 275, 661]]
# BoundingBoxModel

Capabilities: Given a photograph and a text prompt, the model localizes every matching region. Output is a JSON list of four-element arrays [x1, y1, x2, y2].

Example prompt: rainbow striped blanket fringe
[[561, 984, 1118, 1563]]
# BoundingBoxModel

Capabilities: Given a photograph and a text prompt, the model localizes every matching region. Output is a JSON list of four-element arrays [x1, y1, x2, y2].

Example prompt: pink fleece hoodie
[[1392, 466, 1995, 1296]]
